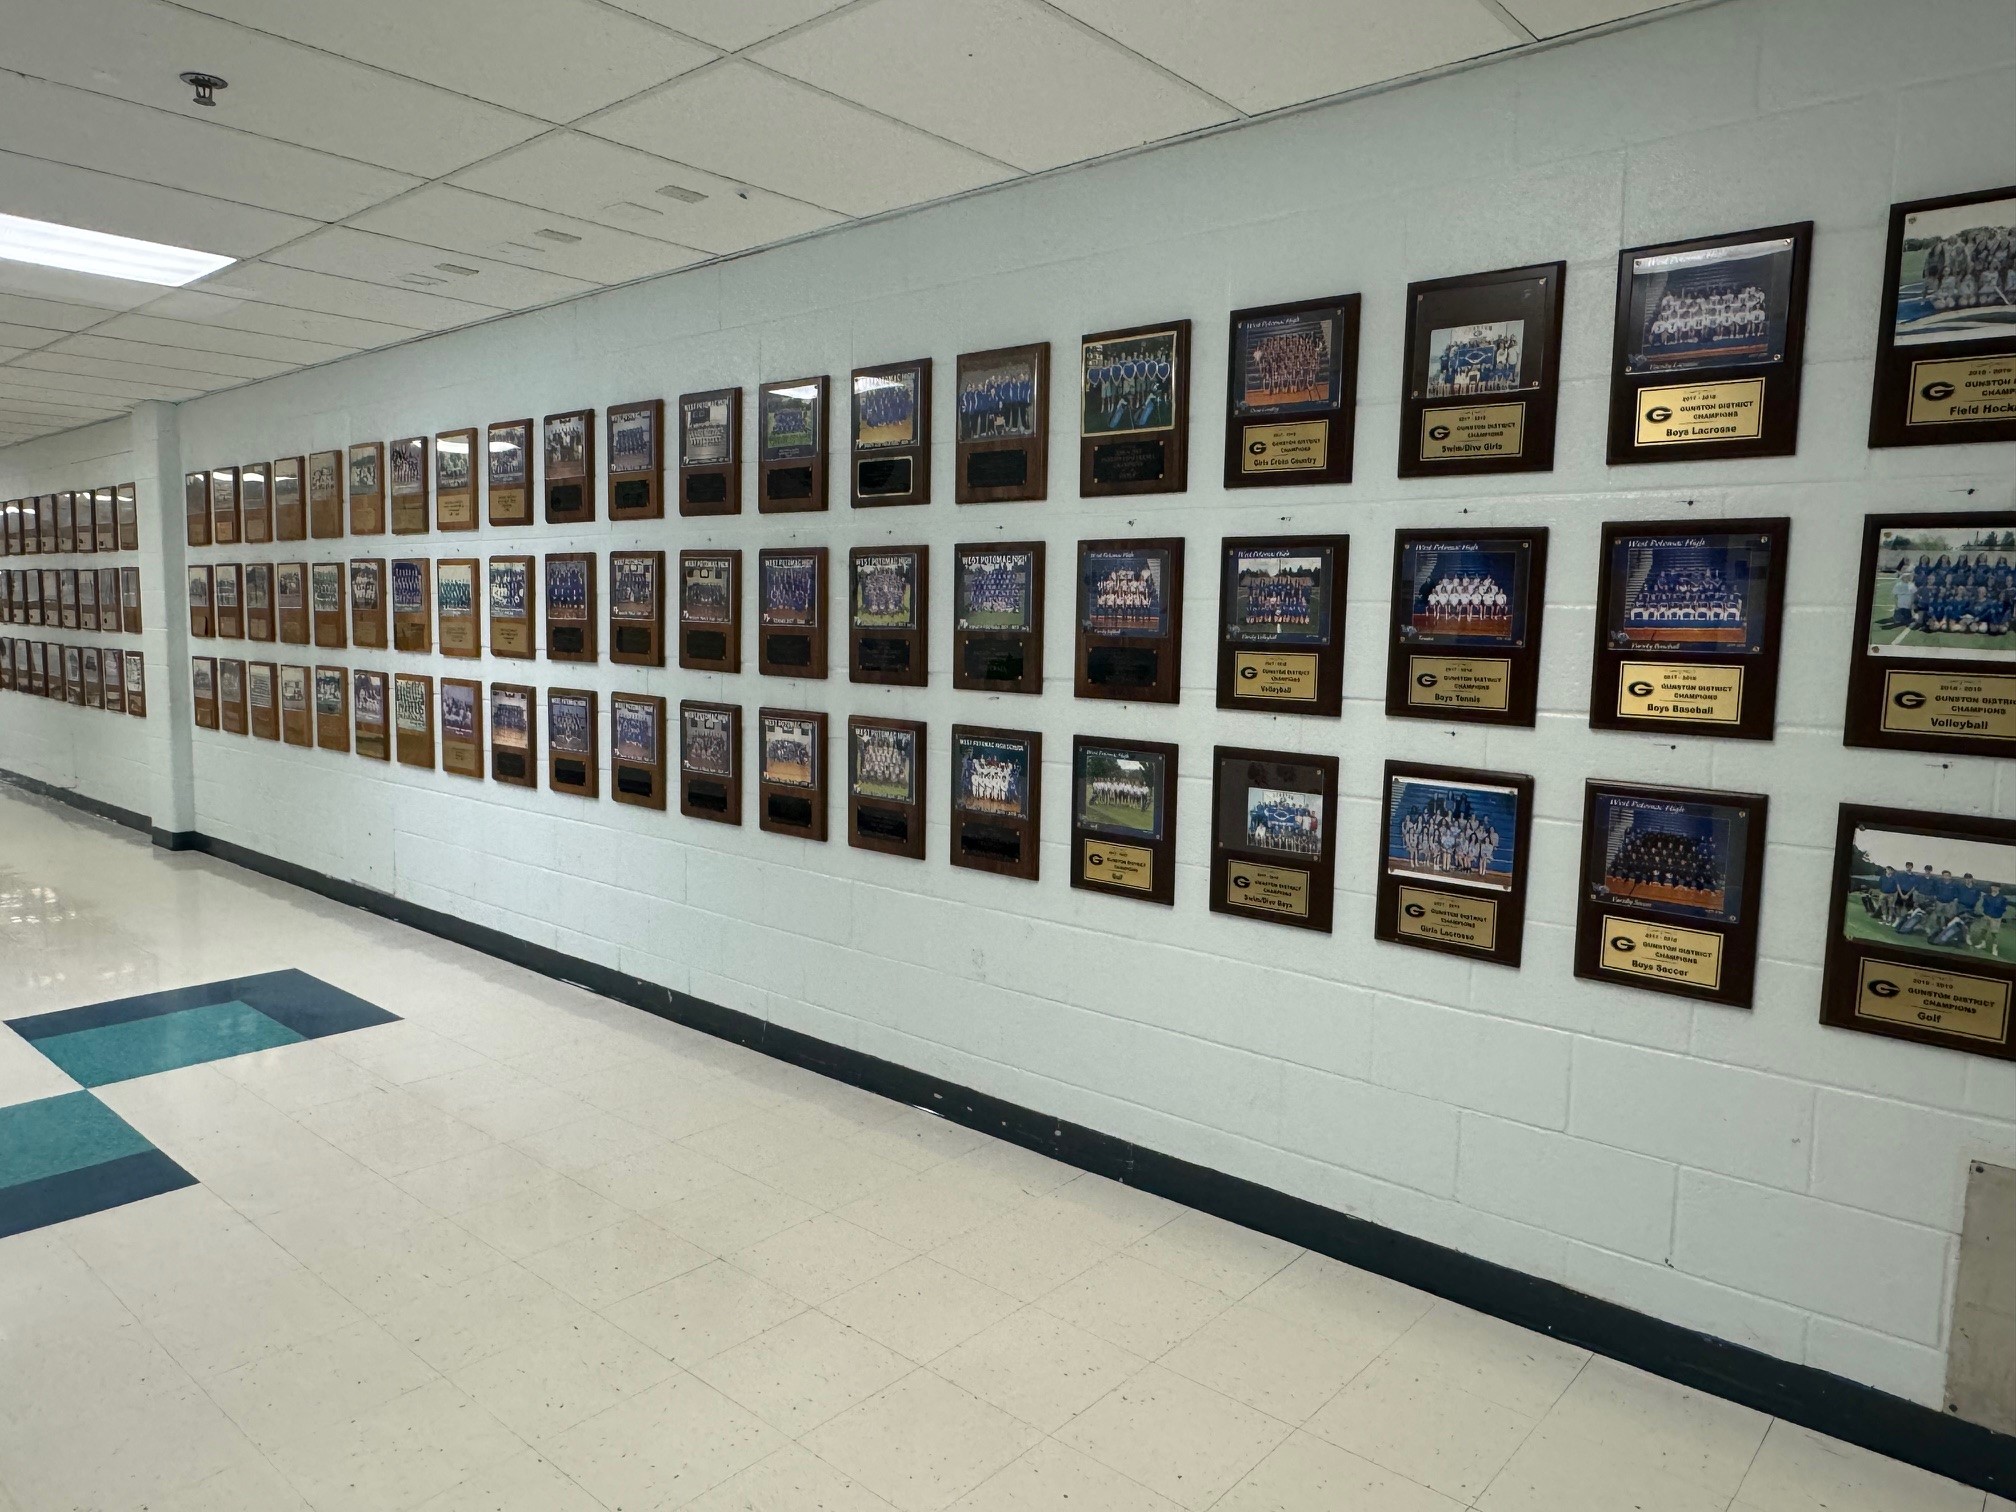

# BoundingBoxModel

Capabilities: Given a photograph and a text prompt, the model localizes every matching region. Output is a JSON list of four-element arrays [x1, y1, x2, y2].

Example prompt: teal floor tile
[[0, 1091, 156, 1188], [30, 1000, 305, 1088]]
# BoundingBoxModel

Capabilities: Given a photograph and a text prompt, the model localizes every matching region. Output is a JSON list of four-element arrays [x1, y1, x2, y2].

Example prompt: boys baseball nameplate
[[352, 669, 389, 760], [490, 683, 536, 787], [611, 692, 666, 809], [242, 463, 271, 543], [1386, 527, 1548, 727], [758, 547, 827, 678], [440, 677, 483, 777], [395, 672, 434, 768], [1224, 295, 1360, 487], [759, 708, 827, 841], [608, 399, 664, 520], [1376, 761, 1535, 966], [1210, 746, 1340, 933], [951, 726, 1040, 880], [850, 545, 927, 686], [1080, 321, 1189, 496], [389, 436, 428, 534], [274, 457, 306, 540], [679, 550, 739, 673], [759, 376, 828, 513], [392, 558, 431, 652], [314, 664, 349, 752], [277, 563, 308, 644], [437, 558, 479, 658], [348, 442, 384, 535], [543, 410, 594, 524], [1076, 538, 1183, 703], [308, 450, 344, 539], [349, 558, 386, 649], [955, 343, 1047, 503], [488, 556, 535, 659], [851, 359, 931, 507], [1400, 261, 1565, 477], [548, 688, 597, 797], [488, 420, 532, 526], [850, 716, 925, 859], [1219, 534, 1347, 716], [1072, 736, 1177, 906], [609, 550, 665, 667], [680, 701, 740, 823], [679, 388, 741, 515], [953, 542, 1044, 695], [545, 552, 596, 662], [279, 665, 308, 745], [435, 428, 477, 531]]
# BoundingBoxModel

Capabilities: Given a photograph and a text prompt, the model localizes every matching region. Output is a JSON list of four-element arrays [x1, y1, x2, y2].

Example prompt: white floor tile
[[801, 1370, 1042, 1512], [203, 1318, 438, 1452], [732, 1214, 915, 1305], [648, 1172, 823, 1254], [1031, 1252, 1233, 1358], [1159, 1300, 1385, 1423], [1123, 1209, 1303, 1300], [1737, 1420, 1989, 1512], [953, 1438, 1183, 1510], [1374, 1301, 1591, 1418], [1212, 1430, 1466, 1512], [682, 1442, 899, 1510], [448, 1314, 676, 1441], [601, 1259, 807, 1367], [1303, 1354, 1541, 1503], [263, 1377, 527, 1512], [378, 1262, 592, 1374], [1058, 1363, 1292, 1510], [409, 1450, 605, 1511], [451, 1176, 628, 1260], [1541, 1354, 1770, 1497], [692, 1309, 913, 1435], [931, 1305, 1148, 1433], [821, 1256, 1023, 1363], [1478, 1418, 1734, 1511], [521, 1212, 713, 1309], [541, 1371, 786, 1510]]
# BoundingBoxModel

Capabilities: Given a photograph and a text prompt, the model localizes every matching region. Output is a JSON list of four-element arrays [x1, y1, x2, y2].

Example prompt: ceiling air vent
[[434, 262, 480, 276], [656, 183, 707, 204], [535, 228, 582, 244]]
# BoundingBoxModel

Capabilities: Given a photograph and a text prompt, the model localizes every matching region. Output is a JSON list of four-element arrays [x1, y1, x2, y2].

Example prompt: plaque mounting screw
[[179, 72, 227, 106]]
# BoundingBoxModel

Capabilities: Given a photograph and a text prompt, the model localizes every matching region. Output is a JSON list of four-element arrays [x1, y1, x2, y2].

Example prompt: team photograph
[[1863, 526, 2016, 661], [957, 551, 1032, 631], [613, 701, 656, 764], [309, 455, 337, 499], [1233, 310, 1341, 415], [610, 558, 656, 618], [1399, 541, 1522, 646], [852, 726, 915, 802], [1625, 237, 1794, 373], [348, 447, 379, 493], [489, 425, 527, 487], [957, 738, 1029, 817], [1608, 533, 1768, 653], [1424, 319, 1526, 397], [1892, 196, 2016, 345], [682, 396, 732, 465], [280, 667, 307, 712], [1589, 793, 1745, 925], [1077, 747, 1163, 838], [1083, 550, 1166, 636], [489, 563, 527, 616], [681, 709, 732, 776], [392, 562, 425, 614], [853, 372, 919, 449], [348, 563, 379, 611], [852, 554, 916, 628], [544, 415, 586, 474], [761, 556, 819, 626], [1245, 787, 1323, 856], [682, 557, 732, 623], [437, 437, 470, 490], [762, 717, 818, 787], [611, 410, 655, 469], [1229, 548, 1327, 643], [315, 668, 345, 719], [547, 560, 588, 615], [1081, 332, 1179, 436], [1845, 823, 2016, 963], [1385, 776, 1519, 892], [956, 355, 1038, 442], [490, 689, 529, 747], [388, 440, 423, 493], [762, 388, 819, 458], [549, 696, 590, 754]]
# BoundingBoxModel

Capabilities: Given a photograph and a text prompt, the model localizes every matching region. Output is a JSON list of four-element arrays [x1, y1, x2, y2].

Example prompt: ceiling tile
[[40, 336, 293, 382], [261, 228, 595, 311], [175, 0, 718, 122], [349, 186, 708, 285], [754, 0, 1233, 172], [0, 295, 114, 334], [188, 259, 506, 331], [585, 60, 1015, 217], [85, 313, 359, 366], [1049, 0, 1524, 114], [0, 263, 164, 314], [0, 396, 123, 420], [449, 131, 843, 255], [0, 369, 200, 402], [0, 151, 316, 260], [1499, 0, 1676, 37], [603, 0, 853, 51], [16, 350, 243, 392], [7, 0, 546, 177], [0, 323, 69, 352], [135, 289, 427, 349]]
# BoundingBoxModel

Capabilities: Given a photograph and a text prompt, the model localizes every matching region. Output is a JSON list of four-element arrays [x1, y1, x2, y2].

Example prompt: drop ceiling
[[0, 0, 1687, 447]]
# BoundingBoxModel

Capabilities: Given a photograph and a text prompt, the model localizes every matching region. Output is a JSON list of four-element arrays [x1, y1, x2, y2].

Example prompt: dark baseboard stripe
[[68, 824, 2016, 1494], [150, 828, 199, 851], [0, 768, 150, 835]]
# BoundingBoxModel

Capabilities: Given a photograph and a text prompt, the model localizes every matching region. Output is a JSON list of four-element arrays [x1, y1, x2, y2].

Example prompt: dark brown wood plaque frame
[[102, 644, 124, 713], [244, 564, 274, 643], [1209, 745, 1340, 933], [955, 342, 1048, 504], [1218, 533, 1348, 717], [210, 468, 240, 545], [758, 707, 828, 841], [545, 552, 596, 663], [850, 359, 931, 508], [388, 435, 429, 535], [1079, 320, 1190, 497], [952, 541, 1044, 695], [849, 715, 925, 859], [314, 664, 350, 752], [1399, 261, 1566, 479], [679, 388, 742, 516], [440, 676, 483, 778], [36, 497, 54, 554], [123, 651, 145, 718], [679, 549, 740, 673], [192, 655, 218, 730], [93, 488, 116, 553], [56, 492, 76, 555], [758, 546, 828, 679], [679, 700, 740, 824], [349, 558, 387, 650], [489, 682, 537, 788], [353, 668, 389, 761], [1384, 526, 1548, 727], [436, 558, 481, 659], [348, 442, 385, 536], [1374, 760, 1535, 967], [242, 464, 272, 544], [1223, 294, 1360, 488], [308, 450, 344, 540], [274, 457, 306, 541], [543, 409, 595, 525], [488, 419, 533, 527], [608, 399, 664, 521], [1075, 536, 1184, 704], [278, 562, 309, 645], [951, 725, 1040, 880], [394, 672, 434, 768], [849, 544, 927, 687], [81, 647, 102, 709], [248, 660, 277, 740], [611, 692, 666, 810], [96, 569, 119, 637], [609, 550, 665, 668], [188, 565, 214, 639], [1071, 735, 1177, 906], [435, 428, 478, 532], [278, 664, 309, 746], [185, 473, 210, 547], [214, 563, 244, 640], [547, 687, 597, 798], [758, 376, 828, 514], [488, 555, 536, 660], [78, 568, 99, 632], [115, 483, 136, 553], [58, 569, 77, 630], [392, 558, 432, 653], [219, 658, 248, 734]]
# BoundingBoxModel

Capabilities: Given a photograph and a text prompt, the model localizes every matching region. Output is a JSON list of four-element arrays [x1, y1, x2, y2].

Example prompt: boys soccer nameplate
[[1386, 527, 1548, 727], [1224, 295, 1360, 487], [248, 661, 277, 740], [435, 429, 477, 531], [1077, 538, 1183, 703], [221, 659, 249, 732], [545, 552, 596, 662], [440, 677, 482, 777], [490, 682, 536, 787], [188, 565, 213, 639], [951, 725, 1040, 880], [548, 688, 596, 797], [274, 457, 306, 541], [1219, 535, 1347, 716], [1845, 512, 2016, 759], [758, 547, 828, 679], [850, 545, 927, 686], [953, 542, 1044, 695], [1376, 761, 1534, 966], [215, 564, 243, 640], [1609, 223, 1812, 463], [185, 472, 210, 547], [680, 701, 740, 823], [242, 463, 271, 544], [1072, 737, 1177, 906], [1210, 746, 1340, 932], [1822, 804, 2016, 1060], [103, 646, 125, 714], [1871, 185, 2016, 449], [392, 558, 431, 652], [759, 376, 827, 513], [245, 564, 274, 642], [488, 419, 532, 527], [279, 664, 309, 746], [850, 716, 925, 858], [611, 692, 666, 809], [1080, 321, 1190, 496], [544, 409, 594, 524], [488, 556, 535, 660], [759, 708, 827, 841], [679, 388, 741, 516], [679, 550, 739, 673], [609, 550, 665, 667], [437, 558, 479, 658], [395, 672, 434, 768], [308, 450, 344, 539], [608, 399, 664, 520], [389, 436, 427, 534], [314, 664, 349, 752], [1590, 518, 1787, 741], [1400, 261, 1566, 477], [192, 656, 217, 729], [123, 651, 145, 718], [1574, 779, 1767, 1007], [277, 562, 308, 645], [353, 669, 389, 760], [955, 343, 1047, 503], [349, 559, 387, 649], [209, 467, 239, 544], [851, 360, 931, 507], [348, 442, 384, 535]]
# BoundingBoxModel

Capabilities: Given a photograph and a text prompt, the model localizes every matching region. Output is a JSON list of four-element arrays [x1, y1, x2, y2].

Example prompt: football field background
[[1866, 574, 2014, 655]]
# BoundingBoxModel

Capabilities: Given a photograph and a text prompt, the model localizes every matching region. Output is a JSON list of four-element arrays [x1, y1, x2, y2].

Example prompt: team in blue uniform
[[1885, 549, 2016, 639], [1866, 862, 2011, 953]]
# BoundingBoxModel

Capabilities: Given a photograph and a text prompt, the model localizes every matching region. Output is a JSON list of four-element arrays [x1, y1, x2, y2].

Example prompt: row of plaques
[[0, 487, 139, 557], [5, 565, 143, 635], [2, 641, 145, 716]]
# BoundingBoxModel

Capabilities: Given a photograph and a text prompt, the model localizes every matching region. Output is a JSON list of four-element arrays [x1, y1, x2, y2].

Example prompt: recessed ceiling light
[[0, 211, 234, 286], [656, 184, 707, 204], [535, 228, 582, 244], [434, 262, 479, 276]]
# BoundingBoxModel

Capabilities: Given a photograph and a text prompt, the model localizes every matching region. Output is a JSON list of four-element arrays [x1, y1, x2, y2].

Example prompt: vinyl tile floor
[[0, 788, 2002, 1512]]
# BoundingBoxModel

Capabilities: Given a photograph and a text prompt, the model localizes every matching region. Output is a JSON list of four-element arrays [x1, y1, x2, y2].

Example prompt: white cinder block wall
[[8, 0, 2016, 1412]]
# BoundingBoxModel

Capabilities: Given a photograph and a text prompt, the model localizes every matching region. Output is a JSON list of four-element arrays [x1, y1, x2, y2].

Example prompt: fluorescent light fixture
[[0, 212, 233, 286]]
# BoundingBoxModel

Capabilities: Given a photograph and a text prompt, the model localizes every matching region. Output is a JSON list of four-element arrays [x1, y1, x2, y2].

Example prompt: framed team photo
[[352, 669, 388, 760], [608, 399, 663, 520], [1218, 535, 1347, 716], [308, 450, 343, 539], [1574, 779, 1767, 1008], [758, 708, 827, 841], [850, 546, 927, 686], [347, 442, 384, 535], [314, 663, 350, 752], [487, 419, 532, 526], [1385, 528, 1547, 726], [849, 716, 925, 859], [611, 692, 666, 809], [388, 435, 428, 534], [191, 655, 217, 729], [758, 547, 828, 678], [1076, 538, 1184, 703], [609, 550, 665, 667], [758, 376, 827, 512], [1844, 511, 2016, 759], [955, 343, 1047, 502], [1820, 804, 2016, 1060], [1210, 746, 1339, 933], [851, 359, 930, 506], [1400, 261, 1565, 477], [489, 683, 536, 786], [679, 387, 741, 515], [852, 721, 917, 804], [544, 552, 595, 662], [391, 558, 430, 652], [394, 671, 433, 768], [1870, 185, 2016, 448], [440, 676, 482, 777], [277, 664, 307, 745], [1071, 737, 1177, 905], [348, 558, 386, 649], [679, 700, 740, 824], [760, 713, 818, 788], [543, 409, 594, 524], [216, 658, 245, 732], [1376, 762, 1534, 967], [436, 558, 478, 657], [1080, 321, 1190, 496], [1224, 295, 1359, 487], [488, 555, 535, 660], [951, 726, 1041, 880], [953, 542, 1044, 694], [677, 550, 739, 674], [545, 687, 595, 797]]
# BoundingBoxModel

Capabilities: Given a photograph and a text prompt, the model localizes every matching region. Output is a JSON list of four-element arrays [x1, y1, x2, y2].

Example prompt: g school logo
[[1893, 688, 1928, 711], [1232, 873, 1252, 890], [1627, 679, 1656, 699], [1247, 440, 1268, 456], [1087, 851, 1106, 867], [1921, 380, 1957, 404], [1643, 404, 1674, 425], [1403, 901, 1427, 919], [1415, 671, 1439, 689], [1866, 977, 1901, 999], [1238, 664, 1258, 681], [1427, 425, 1452, 442], [1609, 933, 1637, 954]]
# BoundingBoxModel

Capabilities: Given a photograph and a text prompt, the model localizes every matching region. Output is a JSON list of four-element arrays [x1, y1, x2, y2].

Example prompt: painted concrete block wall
[[8, 0, 2016, 1411]]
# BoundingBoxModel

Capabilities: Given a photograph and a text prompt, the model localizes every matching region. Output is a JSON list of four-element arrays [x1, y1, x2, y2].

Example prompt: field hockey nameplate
[[1906, 356, 2016, 428]]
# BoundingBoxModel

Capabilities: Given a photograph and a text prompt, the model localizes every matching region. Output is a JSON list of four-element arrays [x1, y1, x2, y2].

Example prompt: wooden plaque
[[1869, 185, 2016, 449], [1071, 736, 1176, 905], [488, 556, 536, 660], [78, 567, 97, 632], [851, 359, 931, 507], [278, 664, 309, 745], [185, 472, 210, 547], [435, 429, 478, 531], [849, 716, 925, 859], [850, 544, 927, 686], [1589, 517, 1788, 742], [353, 669, 390, 760], [440, 677, 483, 778], [679, 388, 741, 516], [58, 569, 77, 629], [20, 571, 37, 626], [392, 558, 432, 652], [37, 497, 55, 553], [27, 641, 43, 697], [951, 725, 1040, 879], [608, 399, 665, 520], [1219, 534, 1348, 716], [248, 661, 278, 740], [679, 550, 740, 673], [1076, 537, 1184, 703], [758, 547, 827, 678], [1384, 527, 1548, 728], [71, 494, 93, 557], [488, 420, 533, 527], [1399, 261, 1566, 478], [214, 563, 244, 640], [758, 376, 828, 513], [192, 656, 218, 729], [389, 435, 429, 535], [59, 492, 79, 555], [548, 687, 597, 797], [314, 665, 350, 751], [93, 488, 116, 553], [543, 410, 595, 524], [611, 692, 666, 809], [394, 672, 435, 768], [210, 466, 241, 545], [117, 483, 138, 552], [308, 450, 344, 539], [242, 464, 272, 544], [187, 565, 214, 638], [124, 651, 145, 718], [273, 458, 306, 541], [1820, 803, 2016, 1060], [609, 550, 665, 667], [245, 564, 274, 642], [437, 558, 480, 658], [545, 552, 597, 662], [1375, 760, 1535, 967], [1210, 745, 1340, 932], [39, 569, 55, 628], [679, 701, 740, 823], [96, 569, 118, 636], [81, 647, 102, 709], [3, 499, 18, 555], [489, 682, 537, 787], [955, 342, 1048, 504], [758, 707, 828, 841], [277, 562, 308, 645], [1080, 321, 1191, 497], [102, 644, 124, 713], [1224, 295, 1360, 488], [1842, 511, 2016, 760], [348, 442, 384, 535], [1574, 778, 1768, 1009], [348, 558, 387, 649], [310, 562, 346, 648]]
